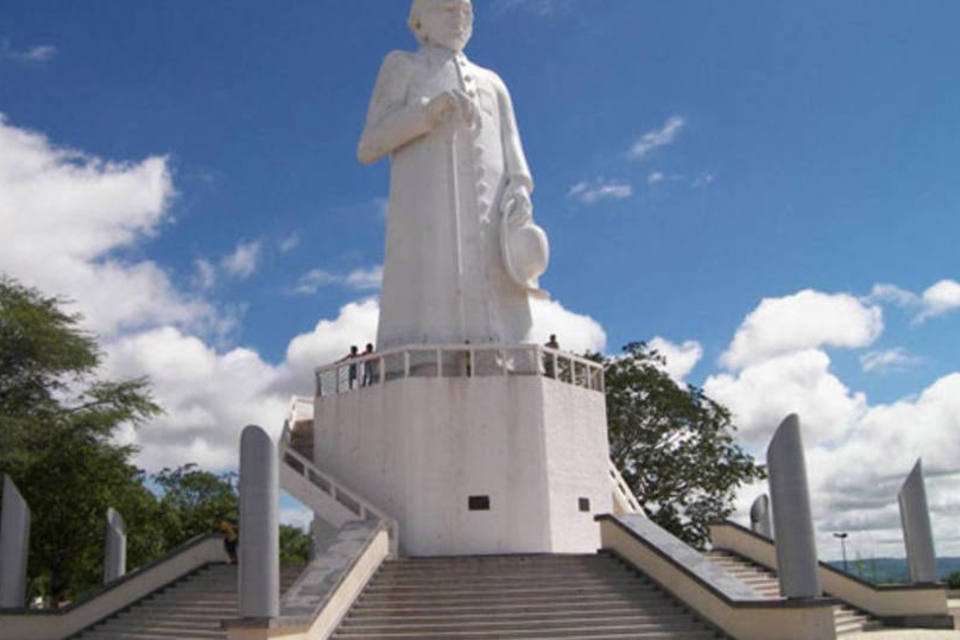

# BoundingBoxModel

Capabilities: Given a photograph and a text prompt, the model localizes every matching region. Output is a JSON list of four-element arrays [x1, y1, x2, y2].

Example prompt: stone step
[[72, 562, 304, 639], [382, 557, 616, 567], [342, 611, 701, 630], [78, 619, 228, 637], [131, 602, 238, 614], [363, 577, 649, 594], [333, 553, 726, 639], [355, 588, 665, 607], [382, 558, 605, 571], [143, 594, 238, 605], [350, 600, 680, 617], [117, 611, 234, 623], [79, 628, 224, 639], [376, 566, 635, 580], [345, 606, 683, 623], [333, 626, 720, 639], [705, 549, 881, 634], [337, 620, 714, 636]]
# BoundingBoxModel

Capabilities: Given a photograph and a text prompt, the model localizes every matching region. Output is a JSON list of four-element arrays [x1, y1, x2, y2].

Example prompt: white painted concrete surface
[[314, 374, 610, 556]]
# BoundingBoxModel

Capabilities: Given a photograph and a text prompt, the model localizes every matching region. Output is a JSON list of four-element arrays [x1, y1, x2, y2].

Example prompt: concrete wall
[[710, 522, 950, 624], [541, 378, 611, 552], [599, 518, 837, 640], [314, 375, 609, 556]]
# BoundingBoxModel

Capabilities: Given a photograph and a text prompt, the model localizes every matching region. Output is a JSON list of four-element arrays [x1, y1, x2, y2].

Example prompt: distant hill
[[825, 557, 960, 585]]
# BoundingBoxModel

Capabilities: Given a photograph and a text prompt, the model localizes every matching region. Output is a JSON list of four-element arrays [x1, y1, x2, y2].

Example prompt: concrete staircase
[[332, 552, 728, 639], [72, 562, 303, 640], [704, 550, 881, 635]]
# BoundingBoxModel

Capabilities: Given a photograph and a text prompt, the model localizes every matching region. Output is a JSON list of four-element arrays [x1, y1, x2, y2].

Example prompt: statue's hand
[[502, 184, 533, 228], [426, 91, 477, 128], [425, 92, 458, 127], [426, 90, 479, 129]]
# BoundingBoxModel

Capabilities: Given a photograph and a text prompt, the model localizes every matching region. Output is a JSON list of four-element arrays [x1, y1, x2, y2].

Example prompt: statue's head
[[408, 0, 473, 52]]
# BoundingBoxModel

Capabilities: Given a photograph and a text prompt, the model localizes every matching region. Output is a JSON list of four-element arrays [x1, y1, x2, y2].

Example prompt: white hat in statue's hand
[[501, 203, 550, 299]]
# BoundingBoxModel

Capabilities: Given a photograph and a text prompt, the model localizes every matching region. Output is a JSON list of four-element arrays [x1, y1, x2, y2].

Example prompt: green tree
[[279, 524, 313, 565], [153, 464, 239, 550], [0, 276, 312, 602], [153, 464, 312, 565], [0, 276, 163, 601], [599, 341, 765, 548]]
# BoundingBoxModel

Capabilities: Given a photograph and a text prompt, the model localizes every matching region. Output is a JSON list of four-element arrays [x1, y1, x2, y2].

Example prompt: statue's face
[[419, 0, 473, 52]]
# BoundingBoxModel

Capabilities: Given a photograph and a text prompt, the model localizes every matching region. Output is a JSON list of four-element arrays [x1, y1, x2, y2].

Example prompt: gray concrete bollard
[[898, 458, 938, 584], [750, 493, 773, 539], [0, 475, 31, 608], [239, 425, 280, 618], [767, 414, 821, 599], [104, 507, 127, 584]]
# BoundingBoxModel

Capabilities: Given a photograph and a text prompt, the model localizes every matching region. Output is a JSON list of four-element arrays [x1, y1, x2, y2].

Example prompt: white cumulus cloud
[[568, 178, 633, 205], [193, 258, 217, 291], [649, 336, 703, 383], [221, 240, 262, 279], [802, 374, 960, 556], [281, 299, 381, 389], [529, 298, 607, 354], [918, 279, 960, 323], [866, 279, 960, 324], [278, 233, 300, 253], [866, 283, 917, 307], [344, 266, 384, 291], [720, 289, 883, 370], [291, 265, 383, 295], [860, 348, 921, 373], [105, 327, 289, 471], [1, 41, 57, 63], [628, 115, 685, 160], [0, 113, 215, 336], [692, 172, 715, 188], [706, 349, 867, 447]]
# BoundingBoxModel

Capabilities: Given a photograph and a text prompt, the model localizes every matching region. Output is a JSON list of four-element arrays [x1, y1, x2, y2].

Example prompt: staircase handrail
[[609, 459, 642, 513], [279, 427, 400, 556]]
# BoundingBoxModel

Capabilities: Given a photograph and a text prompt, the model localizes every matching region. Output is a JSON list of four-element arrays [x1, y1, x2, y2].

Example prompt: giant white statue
[[359, 0, 549, 350]]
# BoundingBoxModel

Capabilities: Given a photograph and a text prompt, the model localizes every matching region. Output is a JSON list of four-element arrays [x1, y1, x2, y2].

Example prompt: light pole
[[833, 532, 849, 573]]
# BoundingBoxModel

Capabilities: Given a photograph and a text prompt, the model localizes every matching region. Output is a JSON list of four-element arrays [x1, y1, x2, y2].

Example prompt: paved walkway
[[846, 632, 960, 639]]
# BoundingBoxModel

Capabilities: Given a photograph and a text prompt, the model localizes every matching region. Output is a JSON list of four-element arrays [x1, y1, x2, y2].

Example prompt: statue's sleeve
[[358, 52, 432, 165], [495, 75, 534, 193]]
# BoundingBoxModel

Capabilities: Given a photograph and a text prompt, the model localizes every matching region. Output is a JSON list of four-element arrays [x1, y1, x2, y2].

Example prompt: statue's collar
[[420, 44, 467, 66]]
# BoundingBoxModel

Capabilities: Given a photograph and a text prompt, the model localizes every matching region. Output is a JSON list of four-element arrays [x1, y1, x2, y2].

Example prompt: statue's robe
[[359, 45, 534, 350]]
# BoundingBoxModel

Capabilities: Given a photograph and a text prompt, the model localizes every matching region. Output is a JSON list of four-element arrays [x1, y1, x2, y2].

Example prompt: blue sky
[[2, 1, 959, 557]]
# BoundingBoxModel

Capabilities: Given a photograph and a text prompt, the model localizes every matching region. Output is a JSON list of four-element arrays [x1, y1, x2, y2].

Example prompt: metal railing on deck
[[314, 343, 604, 398]]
